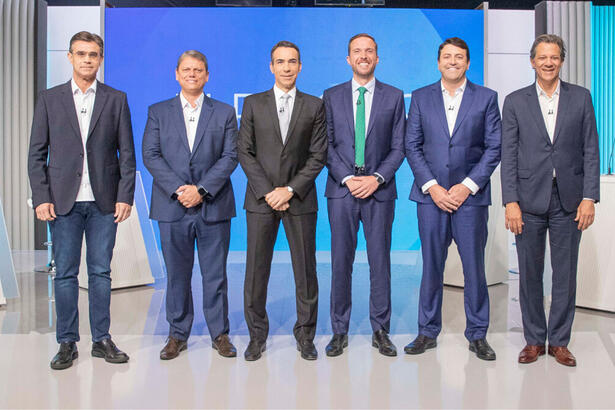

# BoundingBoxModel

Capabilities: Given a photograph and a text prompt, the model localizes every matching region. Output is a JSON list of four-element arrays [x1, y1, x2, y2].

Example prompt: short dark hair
[[176, 50, 209, 72], [530, 34, 566, 60], [270, 41, 301, 63], [347, 33, 378, 55], [438, 37, 470, 62], [69, 31, 104, 56]]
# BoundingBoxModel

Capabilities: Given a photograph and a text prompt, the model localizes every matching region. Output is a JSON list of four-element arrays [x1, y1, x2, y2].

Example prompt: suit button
[[445, 165, 449, 168], [79, 153, 84, 158], [77, 172, 82, 176]]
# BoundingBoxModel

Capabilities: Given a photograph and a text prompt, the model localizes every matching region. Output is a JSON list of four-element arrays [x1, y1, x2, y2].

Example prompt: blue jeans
[[49, 202, 117, 343]]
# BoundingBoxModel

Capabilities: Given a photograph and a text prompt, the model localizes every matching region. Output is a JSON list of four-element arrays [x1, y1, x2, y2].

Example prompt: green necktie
[[355, 86, 367, 167]]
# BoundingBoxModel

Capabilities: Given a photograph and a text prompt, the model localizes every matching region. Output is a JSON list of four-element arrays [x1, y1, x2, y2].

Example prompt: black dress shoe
[[212, 334, 237, 358], [325, 334, 348, 357], [244, 339, 266, 361], [50, 342, 78, 370], [469, 338, 496, 361], [160, 336, 187, 360], [91, 338, 129, 363], [404, 334, 437, 355], [372, 329, 397, 357], [296, 340, 318, 360]]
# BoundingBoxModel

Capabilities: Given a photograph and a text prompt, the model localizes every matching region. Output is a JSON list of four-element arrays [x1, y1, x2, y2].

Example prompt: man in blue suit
[[323, 33, 405, 357], [143, 50, 238, 360], [405, 37, 501, 360], [501, 35, 599, 367]]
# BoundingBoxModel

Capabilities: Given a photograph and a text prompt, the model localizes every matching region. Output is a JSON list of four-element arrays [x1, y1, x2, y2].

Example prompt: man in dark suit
[[238, 41, 327, 361], [322, 33, 405, 357], [405, 37, 501, 360], [142, 50, 238, 360], [28, 31, 136, 370], [501, 34, 599, 367]]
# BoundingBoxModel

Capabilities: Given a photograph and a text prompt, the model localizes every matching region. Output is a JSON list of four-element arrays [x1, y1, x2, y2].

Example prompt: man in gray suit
[[238, 41, 327, 361], [501, 34, 600, 367], [28, 31, 136, 370]]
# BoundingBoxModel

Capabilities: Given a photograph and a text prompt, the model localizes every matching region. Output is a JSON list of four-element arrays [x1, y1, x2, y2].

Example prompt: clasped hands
[[265, 187, 293, 211], [428, 183, 471, 213], [345, 175, 379, 199], [176, 185, 203, 208]]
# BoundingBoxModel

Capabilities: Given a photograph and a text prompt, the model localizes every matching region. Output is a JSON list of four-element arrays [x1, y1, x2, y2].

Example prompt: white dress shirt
[[72, 78, 96, 202], [536, 80, 560, 179], [180, 92, 204, 152], [421, 79, 479, 196]]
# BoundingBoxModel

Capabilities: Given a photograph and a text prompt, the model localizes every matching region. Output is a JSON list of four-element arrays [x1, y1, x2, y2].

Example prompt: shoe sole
[[160, 343, 187, 361], [404, 341, 437, 355], [371, 341, 397, 357], [325, 341, 348, 357], [244, 344, 266, 361], [92, 349, 129, 363], [50, 351, 78, 370], [212, 343, 237, 358], [469, 344, 496, 361]]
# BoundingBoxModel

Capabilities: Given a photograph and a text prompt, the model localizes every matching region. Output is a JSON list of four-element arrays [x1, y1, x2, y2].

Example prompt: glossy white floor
[[1, 251, 614, 409]]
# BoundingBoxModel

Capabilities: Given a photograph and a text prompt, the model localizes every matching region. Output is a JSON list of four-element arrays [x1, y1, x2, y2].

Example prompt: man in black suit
[[501, 34, 600, 367], [28, 31, 136, 370], [238, 41, 327, 361]]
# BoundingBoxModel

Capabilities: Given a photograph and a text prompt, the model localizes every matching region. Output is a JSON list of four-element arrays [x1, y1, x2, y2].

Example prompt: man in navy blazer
[[501, 35, 599, 367], [405, 37, 501, 360], [28, 32, 135, 370], [143, 50, 238, 360], [322, 33, 405, 357]]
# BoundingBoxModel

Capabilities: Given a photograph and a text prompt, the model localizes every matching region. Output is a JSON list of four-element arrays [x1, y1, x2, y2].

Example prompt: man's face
[[438, 44, 470, 83], [346, 36, 379, 79], [531, 42, 563, 85], [67, 40, 103, 80], [175, 56, 209, 94], [270, 47, 301, 92]]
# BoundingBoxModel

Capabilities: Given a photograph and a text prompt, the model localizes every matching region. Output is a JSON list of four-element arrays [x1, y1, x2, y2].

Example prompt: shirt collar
[[180, 92, 204, 110], [352, 77, 376, 94], [441, 78, 467, 96], [71, 78, 97, 95], [536, 79, 560, 98], [273, 85, 297, 101]]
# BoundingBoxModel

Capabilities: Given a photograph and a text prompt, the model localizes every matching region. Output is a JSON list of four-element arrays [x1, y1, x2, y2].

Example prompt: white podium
[[443, 168, 509, 287]]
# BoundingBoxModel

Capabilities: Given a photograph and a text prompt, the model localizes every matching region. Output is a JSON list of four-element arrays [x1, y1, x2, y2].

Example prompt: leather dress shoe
[[244, 339, 266, 361], [212, 334, 237, 358], [404, 334, 437, 355], [297, 340, 318, 360], [518, 344, 546, 364], [372, 329, 397, 357], [92, 338, 129, 363], [469, 338, 496, 361], [325, 334, 348, 357], [548, 345, 577, 367], [50, 342, 78, 370], [160, 336, 187, 360]]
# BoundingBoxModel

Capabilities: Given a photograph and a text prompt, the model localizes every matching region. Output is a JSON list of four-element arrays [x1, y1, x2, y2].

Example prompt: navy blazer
[[405, 80, 502, 206], [142, 94, 238, 223], [323, 80, 406, 200], [501, 81, 600, 214], [28, 80, 136, 215]]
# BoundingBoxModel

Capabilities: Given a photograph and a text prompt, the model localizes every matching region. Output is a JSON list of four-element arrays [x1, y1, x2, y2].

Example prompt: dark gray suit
[[501, 80, 599, 347], [238, 88, 327, 343]]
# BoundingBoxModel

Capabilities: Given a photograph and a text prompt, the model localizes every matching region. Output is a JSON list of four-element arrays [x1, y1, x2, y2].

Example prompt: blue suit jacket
[[142, 94, 238, 223], [323, 80, 405, 200], [501, 81, 600, 214], [405, 80, 501, 206]]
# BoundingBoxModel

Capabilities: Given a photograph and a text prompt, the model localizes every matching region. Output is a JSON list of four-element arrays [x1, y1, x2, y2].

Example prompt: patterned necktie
[[279, 93, 291, 143], [355, 86, 367, 167]]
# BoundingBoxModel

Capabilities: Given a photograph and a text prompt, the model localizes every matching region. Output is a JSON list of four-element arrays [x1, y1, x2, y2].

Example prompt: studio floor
[[1, 250, 614, 409]]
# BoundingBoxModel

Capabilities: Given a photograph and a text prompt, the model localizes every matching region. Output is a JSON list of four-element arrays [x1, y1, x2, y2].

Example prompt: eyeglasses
[[71, 51, 101, 59]]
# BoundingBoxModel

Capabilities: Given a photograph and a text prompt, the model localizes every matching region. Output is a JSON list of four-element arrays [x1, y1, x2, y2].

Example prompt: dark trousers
[[328, 196, 394, 334], [515, 182, 582, 347], [49, 201, 117, 343], [417, 203, 490, 342], [159, 210, 231, 341], [244, 211, 318, 343]]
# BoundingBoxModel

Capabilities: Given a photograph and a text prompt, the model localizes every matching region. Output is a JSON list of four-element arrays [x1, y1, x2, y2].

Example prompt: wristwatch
[[373, 174, 385, 185], [197, 186, 208, 197], [287, 186, 294, 193]]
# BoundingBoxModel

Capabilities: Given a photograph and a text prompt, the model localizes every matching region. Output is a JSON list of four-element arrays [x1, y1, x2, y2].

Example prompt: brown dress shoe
[[160, 336, 187, 360], [518, 345, 546, 363], [548, 345, 576, 367], [212, 334, 237, 358]]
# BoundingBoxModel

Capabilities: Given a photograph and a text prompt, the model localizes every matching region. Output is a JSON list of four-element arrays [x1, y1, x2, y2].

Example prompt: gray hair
[[176, 50, 208, 72], [530, 34, 566, 60]]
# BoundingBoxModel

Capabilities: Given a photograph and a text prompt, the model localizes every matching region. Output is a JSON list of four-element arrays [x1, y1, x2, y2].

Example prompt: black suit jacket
[[238, 89, 327, 215], [28, 80, 136, 215]]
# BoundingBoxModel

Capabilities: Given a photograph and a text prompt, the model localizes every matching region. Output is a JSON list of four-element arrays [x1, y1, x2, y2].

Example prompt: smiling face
[[346, 36, 379, 83], [68, 40, 103, 82], [438, 44, 469, 85], [531, 42, 563, 87], [270, 46, 302, 92], [175, 56, 209, 95]]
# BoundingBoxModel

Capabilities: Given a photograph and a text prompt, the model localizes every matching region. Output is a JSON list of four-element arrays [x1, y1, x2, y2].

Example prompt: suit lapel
[[343, 81, 355, 138], [171, 96, 191, 154], [190, 96, 213, 157], [451, 81, 474, 138], [526, 84, 552, 146], [431, 82, 450, 139], [265, 89, 284, 144], [366, 80, 382, 139], [87, 81, 108, 138], [60, 81, 82, 142], [285, 91, 304, 146], [553, 81, 569, 143]]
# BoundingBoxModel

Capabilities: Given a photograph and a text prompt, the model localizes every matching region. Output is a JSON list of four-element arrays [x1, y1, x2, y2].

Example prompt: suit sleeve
[[142, 105, 186, 198], [582, 89, 600, 202], [465, 92, 501, 190], [374, 89, 406, 181], [237, 97, 274, 199], [116, 93, 136, 205], [405, 93, 435, 187], [323, 90, 353, 184], [500, 95, 520, 205], [28, 91, 52, 208], [287, 100, 328, 200], [197, 107, 238, 198]]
